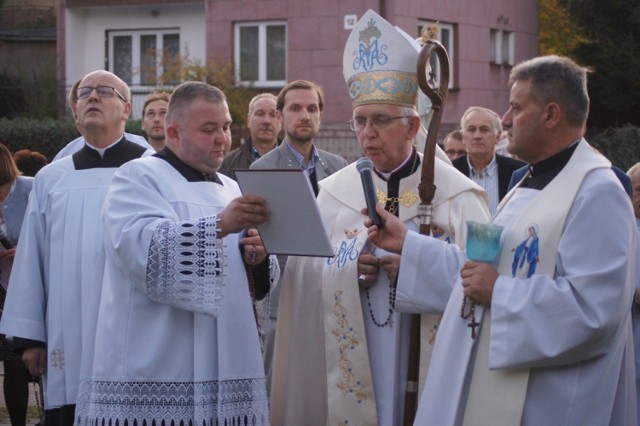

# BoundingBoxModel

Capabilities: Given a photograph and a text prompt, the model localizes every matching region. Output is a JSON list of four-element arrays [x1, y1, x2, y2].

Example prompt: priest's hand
[[218, 195, 270, 238], [22, 347, 46, 377], [460, 261, 498, 306], [380, 254, 400, 284], [357, 252, 380, 289], [0, 247, 16, 260], [241, 228, 267, 267], [363, 205, 407, 255]]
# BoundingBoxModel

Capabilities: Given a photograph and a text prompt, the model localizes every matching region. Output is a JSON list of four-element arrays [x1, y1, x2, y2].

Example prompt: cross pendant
[[468, 315, 479, 339]]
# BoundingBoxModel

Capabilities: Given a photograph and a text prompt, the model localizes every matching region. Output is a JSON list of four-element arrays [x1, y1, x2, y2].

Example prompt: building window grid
[[107, 29, 180, 88], [235, 21, 287, 88], [418, 21, 454, 89]]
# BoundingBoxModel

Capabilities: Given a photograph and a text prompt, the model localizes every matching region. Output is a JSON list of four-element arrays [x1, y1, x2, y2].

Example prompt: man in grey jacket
[[251, 80, 347, 194], [250, 79, 347, 396]]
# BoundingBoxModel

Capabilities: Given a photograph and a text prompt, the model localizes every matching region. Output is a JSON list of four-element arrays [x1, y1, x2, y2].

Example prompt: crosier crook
[[403, 39, 450, 426]]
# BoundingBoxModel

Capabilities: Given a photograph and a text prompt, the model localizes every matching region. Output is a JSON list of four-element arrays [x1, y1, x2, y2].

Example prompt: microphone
[[356, 157, 384, 229]]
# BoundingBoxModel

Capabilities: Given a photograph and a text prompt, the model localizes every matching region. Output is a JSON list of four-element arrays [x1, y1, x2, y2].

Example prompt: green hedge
[[0, 118, 144, 161], [0, 118, 638, 170]]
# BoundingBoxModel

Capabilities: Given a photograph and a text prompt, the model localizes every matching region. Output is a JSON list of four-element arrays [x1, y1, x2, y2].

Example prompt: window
[[235, 21, 287, 87], [418, 21, 454, 89], [107, 29, 180, 87], [490, 29, 514, 66]]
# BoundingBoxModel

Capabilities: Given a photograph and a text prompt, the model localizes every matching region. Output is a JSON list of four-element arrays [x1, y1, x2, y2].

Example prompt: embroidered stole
[[321, 166, 436, 425], [462, 140, 610, 425]]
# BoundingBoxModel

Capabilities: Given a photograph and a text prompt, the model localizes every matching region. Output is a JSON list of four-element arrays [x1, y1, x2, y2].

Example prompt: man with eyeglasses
[[443, 129, 467, 160], [53, 79, 152, 161], [269, 10, 489, 425], [0, 70, 152, 426]]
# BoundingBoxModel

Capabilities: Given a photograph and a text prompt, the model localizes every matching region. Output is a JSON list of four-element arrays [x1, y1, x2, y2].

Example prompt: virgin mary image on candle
[[511, 223, 540, 278]]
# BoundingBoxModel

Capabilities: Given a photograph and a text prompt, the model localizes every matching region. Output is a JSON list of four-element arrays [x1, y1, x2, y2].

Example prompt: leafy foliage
[[538, 0, 588, 56], [0, 117, 80, 160], [146, 50, 267, 129], [588, 124, 640, 172], [566, 0, 640, 128]]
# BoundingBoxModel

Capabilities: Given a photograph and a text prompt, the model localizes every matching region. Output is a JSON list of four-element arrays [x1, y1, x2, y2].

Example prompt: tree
[[566, 0, 640, 128], [539, 0, 587, 56], [150, 49, 262, 130]]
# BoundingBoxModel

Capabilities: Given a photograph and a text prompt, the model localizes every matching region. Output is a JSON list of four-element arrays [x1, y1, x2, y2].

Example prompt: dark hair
[[276, 80, 325, 112], [0, 144, 21, 185], [509, 55, 589, 127], [13, 149, 48, 177], [166, 81, 227, 126]]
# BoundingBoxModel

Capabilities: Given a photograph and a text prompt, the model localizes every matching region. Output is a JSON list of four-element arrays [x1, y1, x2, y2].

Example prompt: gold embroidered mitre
[[343, 10, 422, 109]]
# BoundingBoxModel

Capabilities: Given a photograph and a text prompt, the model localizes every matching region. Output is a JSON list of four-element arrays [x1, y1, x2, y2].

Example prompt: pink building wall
[[60, 0, 538, 160], [206, 0, 538, 134]]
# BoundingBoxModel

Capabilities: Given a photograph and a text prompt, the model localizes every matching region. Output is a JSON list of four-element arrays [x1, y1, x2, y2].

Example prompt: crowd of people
[[0, 8, 638, 426]]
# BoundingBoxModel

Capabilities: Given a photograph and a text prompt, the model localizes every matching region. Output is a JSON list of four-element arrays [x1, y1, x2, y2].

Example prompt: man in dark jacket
[[452, 106, 525, 213]]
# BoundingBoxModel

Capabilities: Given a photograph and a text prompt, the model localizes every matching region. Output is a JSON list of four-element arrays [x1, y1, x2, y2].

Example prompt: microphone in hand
[[356, 157, 384, 229], [0, 229, 14, 250]]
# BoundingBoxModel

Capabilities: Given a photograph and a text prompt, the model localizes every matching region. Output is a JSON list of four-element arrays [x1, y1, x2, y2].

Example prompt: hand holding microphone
[[356, 157, 384, 229]]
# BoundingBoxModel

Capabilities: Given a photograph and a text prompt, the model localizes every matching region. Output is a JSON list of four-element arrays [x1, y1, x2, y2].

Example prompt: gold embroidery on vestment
[[376, 189, 418, 208], [331, 290, 368, 402]]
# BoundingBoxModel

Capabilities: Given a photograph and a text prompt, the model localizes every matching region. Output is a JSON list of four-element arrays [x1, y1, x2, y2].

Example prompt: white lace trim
[[76, 377, 269, 425], [146, 216, 225, 317]]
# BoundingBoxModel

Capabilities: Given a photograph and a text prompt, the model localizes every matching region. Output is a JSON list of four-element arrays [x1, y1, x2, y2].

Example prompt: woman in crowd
[[0, 143, 34, 425]]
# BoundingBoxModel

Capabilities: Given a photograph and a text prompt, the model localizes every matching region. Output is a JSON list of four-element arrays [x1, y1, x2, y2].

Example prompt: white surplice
[[398, 142, 637, 425], [270, 154, 489, 425], [75, 156, 274, 426], [0, 142, 149, 409]]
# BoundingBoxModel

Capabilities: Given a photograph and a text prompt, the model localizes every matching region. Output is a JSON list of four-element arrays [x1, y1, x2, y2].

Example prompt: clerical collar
[[154, 148, 223, 184], [521, 140, 580, 190], [86, 137, 123, 157], [73, 136, 147, 170], [374, 148, 420, 182]]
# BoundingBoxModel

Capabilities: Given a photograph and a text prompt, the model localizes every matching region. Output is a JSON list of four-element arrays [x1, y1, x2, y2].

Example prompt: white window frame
[[490, 29, 514, 66], [418, 20, 455, 89], [234, 21, 287, 88], [107, 28, 180, 89]]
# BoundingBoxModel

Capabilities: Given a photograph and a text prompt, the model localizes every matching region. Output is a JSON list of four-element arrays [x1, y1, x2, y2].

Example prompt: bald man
[[0, 70, 151, 426]]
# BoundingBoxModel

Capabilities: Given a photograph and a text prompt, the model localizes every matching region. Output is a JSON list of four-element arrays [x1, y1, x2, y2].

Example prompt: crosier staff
[[403, 39, 450, 426]]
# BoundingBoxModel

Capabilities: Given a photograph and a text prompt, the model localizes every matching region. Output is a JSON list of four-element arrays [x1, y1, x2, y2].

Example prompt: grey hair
[[460, 106, 503, 134], [248, 93, 278, 116], [627, 162, 640, 178], [509, 55, 589, 127]]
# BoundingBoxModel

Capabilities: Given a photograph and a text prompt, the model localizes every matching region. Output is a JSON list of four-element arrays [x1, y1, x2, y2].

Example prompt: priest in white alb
[[74, 81, 276, 426], [269, 10, 489, 425], [366, 55, 637, 425], [0, 70, 150, 425]]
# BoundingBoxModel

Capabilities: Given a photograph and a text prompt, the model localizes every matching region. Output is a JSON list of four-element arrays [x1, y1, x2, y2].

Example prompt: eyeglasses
[[445, 149, 467, 157], [348, 114, 408, 132], [77, 86, 127, 102]]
